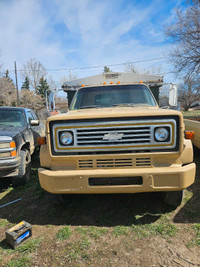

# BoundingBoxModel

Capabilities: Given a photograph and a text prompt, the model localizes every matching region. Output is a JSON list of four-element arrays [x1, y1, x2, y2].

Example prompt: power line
[[0, 56, 168, 74]]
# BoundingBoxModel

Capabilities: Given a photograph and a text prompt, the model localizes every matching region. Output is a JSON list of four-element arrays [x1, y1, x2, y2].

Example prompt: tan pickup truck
[[38, 79, 196, 208], [184, 119, 200, 149]]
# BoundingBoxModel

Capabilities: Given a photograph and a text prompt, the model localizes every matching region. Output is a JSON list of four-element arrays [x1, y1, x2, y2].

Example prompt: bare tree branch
[[21, 58, 47, 91], [165, 0, 200, 76]]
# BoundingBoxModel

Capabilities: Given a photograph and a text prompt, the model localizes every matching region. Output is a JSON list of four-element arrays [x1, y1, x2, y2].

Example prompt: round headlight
[[60, 132, 73, 145], [155, 128, 169, 142]]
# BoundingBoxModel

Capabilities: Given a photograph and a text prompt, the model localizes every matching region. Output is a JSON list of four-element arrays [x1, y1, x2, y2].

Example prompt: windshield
[[0, 110, 26, 127], [70, 85, 157, 110]]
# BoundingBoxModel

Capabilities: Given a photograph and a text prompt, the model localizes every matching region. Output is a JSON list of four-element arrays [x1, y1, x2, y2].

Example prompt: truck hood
[[47, 107, 182, 122], [0, 126, 24, 140]]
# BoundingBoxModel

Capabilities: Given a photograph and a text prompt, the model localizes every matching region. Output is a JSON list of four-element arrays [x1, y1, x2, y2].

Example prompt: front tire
[[12, 150, 31, 187], [163, 190, 183, 208]]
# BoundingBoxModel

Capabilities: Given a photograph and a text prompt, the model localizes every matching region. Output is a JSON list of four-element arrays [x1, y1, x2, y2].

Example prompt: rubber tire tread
[[163, 190, 183, 208], [12, 150, 31, 187]]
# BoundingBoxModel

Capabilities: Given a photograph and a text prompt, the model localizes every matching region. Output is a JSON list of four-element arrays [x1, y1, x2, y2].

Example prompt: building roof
[[62, 72, 163, 91]]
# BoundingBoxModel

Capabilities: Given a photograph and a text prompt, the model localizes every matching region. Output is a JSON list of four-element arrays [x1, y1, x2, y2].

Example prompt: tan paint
[[184, 119, 200, 149], [38, 105, 195, 194]]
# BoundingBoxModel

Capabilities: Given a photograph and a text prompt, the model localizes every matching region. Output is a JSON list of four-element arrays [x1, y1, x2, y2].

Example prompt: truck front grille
[[77, 126, 151, 146], [50, 116, 179, 155]]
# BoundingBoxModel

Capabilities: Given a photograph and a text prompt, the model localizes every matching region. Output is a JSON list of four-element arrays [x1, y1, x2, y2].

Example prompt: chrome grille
[[77, 126, 151, 146], [52, 118, 177, 154]]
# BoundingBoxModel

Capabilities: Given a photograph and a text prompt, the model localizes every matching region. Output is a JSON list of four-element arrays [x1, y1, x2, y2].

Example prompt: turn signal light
[[10, 141, 16, 148], [81, 84, 85, 87], [110, 81, 113, 84], [103, 82, 106, 85], [37, 137, 46, 145], [11, 150, 17, 157], [185, 131, 195, 140]]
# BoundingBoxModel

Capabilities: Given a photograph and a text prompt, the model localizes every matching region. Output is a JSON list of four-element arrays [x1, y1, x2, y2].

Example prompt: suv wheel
[[12, 150, 31, 187]]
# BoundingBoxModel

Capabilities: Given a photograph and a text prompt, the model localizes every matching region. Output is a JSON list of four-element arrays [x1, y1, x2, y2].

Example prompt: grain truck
[[38, 72, 196, 207]]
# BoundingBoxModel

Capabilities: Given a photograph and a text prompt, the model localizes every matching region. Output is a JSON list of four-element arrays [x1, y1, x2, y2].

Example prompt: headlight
[[59, 131, 73, 145], [154, 127, 169, 142]]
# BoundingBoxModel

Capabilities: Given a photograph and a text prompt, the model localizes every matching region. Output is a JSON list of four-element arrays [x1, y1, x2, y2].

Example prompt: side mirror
[[169, 84, 178, 107], [30, 119, 39, 126]]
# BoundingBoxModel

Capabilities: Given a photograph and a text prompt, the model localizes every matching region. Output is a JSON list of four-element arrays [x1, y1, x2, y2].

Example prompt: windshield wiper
[[79, 105, 102, 109]]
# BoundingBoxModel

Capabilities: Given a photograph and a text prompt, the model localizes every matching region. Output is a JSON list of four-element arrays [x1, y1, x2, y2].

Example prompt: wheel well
[[21, 143, 30, 152]]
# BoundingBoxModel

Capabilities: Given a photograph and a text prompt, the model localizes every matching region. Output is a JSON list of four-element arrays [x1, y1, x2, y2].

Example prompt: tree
[[4, 70, 13, 82], [165, 0, 200, 76], [0, 77, 17, 106], [21, 76, 30, 90], [103, 66, 111, 73], [20, 90, 45, 110], [22, 58, 47, 91], [178, 76, 200, 111], [36, 77, 49, 97], [124, 63, 162, 75]]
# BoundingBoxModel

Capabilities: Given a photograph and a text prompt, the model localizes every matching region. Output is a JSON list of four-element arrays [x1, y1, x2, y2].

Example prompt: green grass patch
[[76, 226, 108, 239], [16, 238, 43, 254], [183, 190, 193, 204], [0, 187, 13, 200], [183, 110, 200, 117], [64, 236, 91, 262], [7, 255, 31, 267], [192, 224, 200, 246], [57, 226, 72, 240], [0, 219, 10, 227], [131, 222, 178, 238], [112, 225, 130, 237]]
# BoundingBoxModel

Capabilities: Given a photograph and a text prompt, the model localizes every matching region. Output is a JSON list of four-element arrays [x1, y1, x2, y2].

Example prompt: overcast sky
[[0, 0, 184, 88]]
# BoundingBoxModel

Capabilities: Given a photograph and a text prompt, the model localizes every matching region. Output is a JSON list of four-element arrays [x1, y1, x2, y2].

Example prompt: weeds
[[7, 255, 31, 267], [76, 226, 108, 239], [0, 219, 10, 227], [112, 225, 130, 237], [16, 238, 43, 253], [57, 226, 72, 240]]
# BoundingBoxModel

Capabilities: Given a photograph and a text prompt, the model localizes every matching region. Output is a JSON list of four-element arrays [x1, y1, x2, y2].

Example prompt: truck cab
[[38, 73, 196, 207]]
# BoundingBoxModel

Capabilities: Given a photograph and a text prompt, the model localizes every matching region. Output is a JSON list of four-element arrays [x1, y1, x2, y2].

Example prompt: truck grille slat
[[78, 158, 151, 168]]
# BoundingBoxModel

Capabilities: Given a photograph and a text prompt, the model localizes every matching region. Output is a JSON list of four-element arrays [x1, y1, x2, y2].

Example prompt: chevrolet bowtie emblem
[[103, 132, 124, 141]]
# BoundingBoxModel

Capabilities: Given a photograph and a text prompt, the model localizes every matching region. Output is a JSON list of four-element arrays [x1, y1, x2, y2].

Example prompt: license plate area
[[88, 176, 143, 186]]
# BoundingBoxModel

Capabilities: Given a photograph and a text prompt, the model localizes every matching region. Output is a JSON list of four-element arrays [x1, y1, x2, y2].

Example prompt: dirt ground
[[0, 151, 200, 267]]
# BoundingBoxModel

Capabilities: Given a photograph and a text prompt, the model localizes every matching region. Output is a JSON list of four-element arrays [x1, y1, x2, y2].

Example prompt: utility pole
[[14, 61, 20, 106]]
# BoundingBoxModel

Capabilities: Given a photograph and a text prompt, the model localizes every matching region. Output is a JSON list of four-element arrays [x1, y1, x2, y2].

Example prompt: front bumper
[[0, 157, 20, 178], [38, 163, 196, 194]]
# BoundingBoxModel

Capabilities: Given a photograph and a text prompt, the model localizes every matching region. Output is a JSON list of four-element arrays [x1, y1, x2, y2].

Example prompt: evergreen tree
[[4, 70, 13, 82], [36, 77, 49, 97], [103, 66, 111, 73], [21, 76, 30, 90]]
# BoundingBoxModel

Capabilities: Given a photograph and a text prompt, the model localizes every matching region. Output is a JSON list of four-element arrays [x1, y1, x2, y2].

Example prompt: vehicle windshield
[[0, 110, 26, 127], [70, 85, 157, 110]]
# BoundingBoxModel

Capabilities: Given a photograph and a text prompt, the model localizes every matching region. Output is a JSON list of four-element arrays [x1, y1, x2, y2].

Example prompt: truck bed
[[184, 119, 200, 149]]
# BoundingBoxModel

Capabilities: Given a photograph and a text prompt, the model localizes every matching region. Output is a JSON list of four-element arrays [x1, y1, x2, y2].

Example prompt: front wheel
[[163, 190, 183, 208], [12, 150, 31, 187], [45, 191, 71, 206]]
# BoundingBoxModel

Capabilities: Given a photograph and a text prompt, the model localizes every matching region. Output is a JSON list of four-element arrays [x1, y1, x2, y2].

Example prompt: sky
[[0, 0, 185, 91]]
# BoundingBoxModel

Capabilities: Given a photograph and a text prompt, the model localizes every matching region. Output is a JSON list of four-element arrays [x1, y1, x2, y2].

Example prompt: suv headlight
[[59, 131, 73, 145], [154, 127, 169, 142]]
